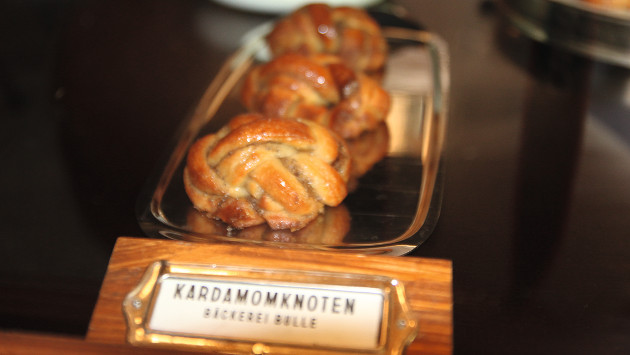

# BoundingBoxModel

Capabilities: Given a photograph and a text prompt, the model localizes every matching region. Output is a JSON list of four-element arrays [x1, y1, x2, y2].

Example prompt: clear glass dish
[[136, 25, 449, 256]]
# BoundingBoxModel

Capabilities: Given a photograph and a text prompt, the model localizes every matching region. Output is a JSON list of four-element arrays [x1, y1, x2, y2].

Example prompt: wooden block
[[87, 237, 452, 354], [0, 330, 200, 354]]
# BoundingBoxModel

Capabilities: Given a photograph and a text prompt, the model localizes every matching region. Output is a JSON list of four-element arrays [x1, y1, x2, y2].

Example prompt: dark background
[[1, 0, 629, 354]]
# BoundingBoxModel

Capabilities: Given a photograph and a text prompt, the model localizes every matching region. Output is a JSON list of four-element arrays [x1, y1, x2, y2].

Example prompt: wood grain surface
[[0, 330, 199, 354], [87, 237, 452, 354]]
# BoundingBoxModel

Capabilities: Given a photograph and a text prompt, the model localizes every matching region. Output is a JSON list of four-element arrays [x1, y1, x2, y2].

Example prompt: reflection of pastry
[[242, 53, 390, 139], [183, 113, 351, 231], [347, 122, 389, 181], [186, 205, 351, 245], [267, 3, 387, 74], [237, 205, 351, 244], [186, 208, 229, 235]]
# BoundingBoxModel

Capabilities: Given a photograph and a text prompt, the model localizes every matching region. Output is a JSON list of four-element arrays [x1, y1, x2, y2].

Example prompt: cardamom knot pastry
[[241, 53, 391, 140], [183, 113, 351, 231], [267, 3, 387, 74]]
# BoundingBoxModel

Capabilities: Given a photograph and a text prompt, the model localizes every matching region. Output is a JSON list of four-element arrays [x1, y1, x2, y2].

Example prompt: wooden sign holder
[[87, 237, 452, 354]]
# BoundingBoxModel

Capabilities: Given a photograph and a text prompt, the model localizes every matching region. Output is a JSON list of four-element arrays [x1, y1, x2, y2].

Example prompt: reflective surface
[[502, 0, 630, 67], [1, 0, 630, 353]]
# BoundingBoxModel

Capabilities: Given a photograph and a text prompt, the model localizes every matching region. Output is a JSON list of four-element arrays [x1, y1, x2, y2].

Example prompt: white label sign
[[148, 277, 385, 349]]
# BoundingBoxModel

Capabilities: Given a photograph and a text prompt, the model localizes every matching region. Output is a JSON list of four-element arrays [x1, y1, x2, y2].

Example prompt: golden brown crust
[[242, 53, 390, 139], [329, 65, 391, 139], [267, 4, 387, 73], [241, 53, 338, 125], [184, 114, 351, 231]]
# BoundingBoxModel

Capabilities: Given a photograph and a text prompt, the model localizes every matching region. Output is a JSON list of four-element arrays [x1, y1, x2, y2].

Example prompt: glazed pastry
[[241, 53, 390, 139], [267, 3, 387, 74], [183, 113, 351, 231]]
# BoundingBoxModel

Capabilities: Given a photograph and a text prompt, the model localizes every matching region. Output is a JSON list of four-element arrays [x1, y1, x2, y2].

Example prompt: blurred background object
[[211, 0, 384, 14]]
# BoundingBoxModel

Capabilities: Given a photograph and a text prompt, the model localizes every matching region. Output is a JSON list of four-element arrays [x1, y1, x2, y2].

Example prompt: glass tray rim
[[136, 26, 450, 256]]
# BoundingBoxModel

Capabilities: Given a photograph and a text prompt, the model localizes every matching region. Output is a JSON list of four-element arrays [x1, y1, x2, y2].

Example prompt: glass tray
[[136, 25, 449, 256]]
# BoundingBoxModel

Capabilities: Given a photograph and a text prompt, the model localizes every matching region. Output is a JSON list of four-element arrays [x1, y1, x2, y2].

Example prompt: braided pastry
[[267, 3, 387, 73], [183, 114, 351, 231], [241, 53, 390, 139]]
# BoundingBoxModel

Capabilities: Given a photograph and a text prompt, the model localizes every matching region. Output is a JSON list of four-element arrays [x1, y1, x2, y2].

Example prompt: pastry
[[267, 3, 387, 74], [241, 53, 390, 139], [183, 113, 351, 231]]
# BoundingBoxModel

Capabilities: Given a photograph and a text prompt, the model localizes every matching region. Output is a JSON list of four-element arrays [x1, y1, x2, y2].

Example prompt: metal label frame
[[123, 261, 418, 354]]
